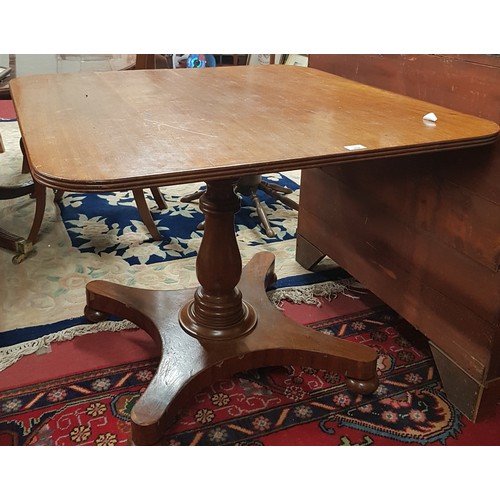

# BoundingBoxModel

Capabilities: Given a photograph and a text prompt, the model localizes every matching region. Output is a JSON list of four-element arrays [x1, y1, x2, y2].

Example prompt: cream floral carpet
[[0, 120, 324, 335]]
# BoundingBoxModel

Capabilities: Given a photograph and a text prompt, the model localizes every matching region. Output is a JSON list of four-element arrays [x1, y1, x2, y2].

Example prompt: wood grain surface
[[10, 65, 499, 191]]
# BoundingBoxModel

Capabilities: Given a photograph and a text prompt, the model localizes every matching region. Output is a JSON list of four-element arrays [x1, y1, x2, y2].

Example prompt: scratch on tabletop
[[143, 119, 218, 138]]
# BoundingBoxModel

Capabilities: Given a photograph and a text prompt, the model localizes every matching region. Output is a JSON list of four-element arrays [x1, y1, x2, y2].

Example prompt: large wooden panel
[[324, 147, 500, 271], [301, 54, 500, 420], [298, 167, 498, 383], [309, 166, 500, 324]]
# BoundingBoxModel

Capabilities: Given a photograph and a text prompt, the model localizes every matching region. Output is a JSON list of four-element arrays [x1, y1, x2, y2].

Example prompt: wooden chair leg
[[26, 181, 46, 244], [249, 186, 276, 238], [19, 137, 30, 174], [53, 188, 164, 240], [54, 189, 64, 202], [0, 181, 45, 264], [180, 188, 205, 203], [259, 180, 299, 211], [150, 187, 167, 210], [132, 188, 162, 240]]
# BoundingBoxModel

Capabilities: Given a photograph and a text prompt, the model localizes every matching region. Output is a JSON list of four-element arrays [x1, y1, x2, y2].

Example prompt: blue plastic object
[[186, 54, 216, 68]]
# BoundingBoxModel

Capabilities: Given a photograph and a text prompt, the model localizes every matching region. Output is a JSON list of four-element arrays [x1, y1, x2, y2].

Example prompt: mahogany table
[[10, 65, 499, 445]]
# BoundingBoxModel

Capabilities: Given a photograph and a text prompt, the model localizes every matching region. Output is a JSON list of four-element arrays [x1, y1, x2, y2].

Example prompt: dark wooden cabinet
[[213, 54, 248, 66], [297, 54, 500, 421]]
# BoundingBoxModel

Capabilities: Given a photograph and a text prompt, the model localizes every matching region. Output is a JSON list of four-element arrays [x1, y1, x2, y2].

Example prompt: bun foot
[[84, 305, 108, 323], [345, 375, 379, 395]]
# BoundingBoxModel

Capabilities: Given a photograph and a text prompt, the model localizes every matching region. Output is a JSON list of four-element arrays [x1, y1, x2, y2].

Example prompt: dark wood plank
[[301, 167, 500, 325], [321, 149, 500, 271]]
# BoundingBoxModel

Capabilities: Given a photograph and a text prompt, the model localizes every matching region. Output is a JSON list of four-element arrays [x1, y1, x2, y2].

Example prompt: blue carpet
[[57, 174, 299, 265]]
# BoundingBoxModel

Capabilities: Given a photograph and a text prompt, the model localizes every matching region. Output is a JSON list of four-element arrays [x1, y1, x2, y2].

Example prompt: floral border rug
[[57, 175, 299, 265]]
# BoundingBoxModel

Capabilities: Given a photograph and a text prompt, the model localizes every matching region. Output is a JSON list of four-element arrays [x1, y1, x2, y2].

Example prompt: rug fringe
[[267, 278, 365, 309], [1, 279, 363, 372], [0, 319, 137, 372]]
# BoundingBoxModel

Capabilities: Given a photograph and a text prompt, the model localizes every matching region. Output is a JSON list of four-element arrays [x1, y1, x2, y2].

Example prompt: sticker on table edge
[[344, 144, 367, 151]]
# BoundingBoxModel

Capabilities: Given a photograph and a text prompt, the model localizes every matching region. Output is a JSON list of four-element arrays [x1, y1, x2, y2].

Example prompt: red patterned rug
[[0, 99, 16, 121], [1, 272, 499, 446]]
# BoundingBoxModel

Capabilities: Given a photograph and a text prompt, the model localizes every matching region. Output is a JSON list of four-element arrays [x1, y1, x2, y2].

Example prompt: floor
[[0, 119, 311, 335]]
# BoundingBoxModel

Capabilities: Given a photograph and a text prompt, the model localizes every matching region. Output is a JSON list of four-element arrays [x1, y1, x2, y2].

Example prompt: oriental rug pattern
[[3, 291, 496, 446]]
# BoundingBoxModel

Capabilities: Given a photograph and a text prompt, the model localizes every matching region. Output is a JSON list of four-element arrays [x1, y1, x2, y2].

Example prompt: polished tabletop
[[10, 65, 499, 192]]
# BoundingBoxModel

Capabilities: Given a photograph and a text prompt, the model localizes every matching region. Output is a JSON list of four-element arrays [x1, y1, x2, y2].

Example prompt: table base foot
[[85, 251, 379, 445], [345, 376, 380, 395]]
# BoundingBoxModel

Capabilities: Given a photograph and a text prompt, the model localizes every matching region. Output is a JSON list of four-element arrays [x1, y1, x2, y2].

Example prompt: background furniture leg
[[132, 188, 162, 240]]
